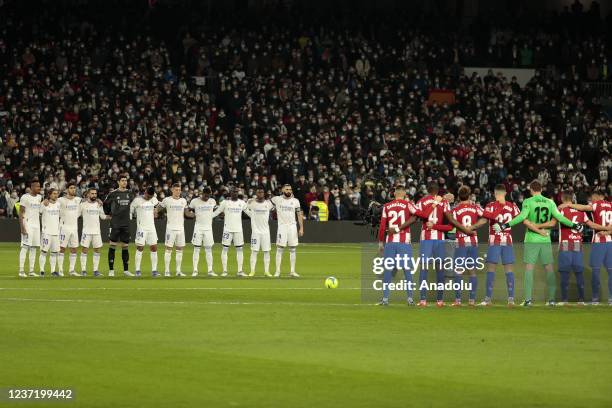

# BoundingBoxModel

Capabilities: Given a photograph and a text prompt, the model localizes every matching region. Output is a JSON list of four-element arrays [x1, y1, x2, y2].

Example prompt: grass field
[[0, 242, 611, 408]]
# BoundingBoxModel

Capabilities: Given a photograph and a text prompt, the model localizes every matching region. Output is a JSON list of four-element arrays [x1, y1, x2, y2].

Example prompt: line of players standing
[[17, 176, 304, 278]]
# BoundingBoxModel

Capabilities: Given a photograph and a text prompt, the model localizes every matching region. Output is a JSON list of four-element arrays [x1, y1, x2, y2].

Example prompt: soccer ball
[[325, 277, 338, 289]]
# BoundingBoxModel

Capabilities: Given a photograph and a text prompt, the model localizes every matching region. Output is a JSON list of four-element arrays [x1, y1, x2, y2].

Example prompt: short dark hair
[[66, 181, 77, 188], [458, 185, 471, 201], [394, 184, 406, 192], [202, 187, 212, 194], [561, 190, 573, 203], [30, 179, 40, 186], [591, 188, 606, 198], [146, 186, 155, 196], [494, 184, 506, 194], [529, 180, 542, 192], [172, 183, 181, 189], [427, 181, 439, 195]]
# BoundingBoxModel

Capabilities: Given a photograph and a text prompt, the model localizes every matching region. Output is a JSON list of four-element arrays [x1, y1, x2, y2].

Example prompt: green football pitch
[[0, 242, 611, 408]]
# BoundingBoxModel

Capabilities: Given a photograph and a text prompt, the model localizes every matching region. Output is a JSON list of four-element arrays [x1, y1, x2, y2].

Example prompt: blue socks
[[560, 271, 570, 301], [506, 272, 515, 299], [454, 275, 462, 300], [592, 268, 601, 302], [436, 269, 445, 301], [419, 269, 428, 301], [576, 271, 585, 301], [486, 271, 495, 298], [469, 276, 478, 301]]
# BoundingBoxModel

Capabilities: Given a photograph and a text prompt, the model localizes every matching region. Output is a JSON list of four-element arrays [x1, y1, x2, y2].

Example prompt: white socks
[[276, 247, 284, 274], [49, 253, 57, 273], [250, 250, 258, 274], [69, 253, 77, 272], [19, 246, 28, 272], [236, 247, 243, 273], [29, 247, 37, 273], [175, 250, 183, 274], [135, 250, 143, 272], [39, 251, 47, 273], [58, 252, 64, 272], [289, 247, 296, 273], [221, 246, 229, 272], [263, 251, 270, 274], [193, 246, 201, 273], [205, 247, 213, 272], [80, 253, 88, 272], [150, 251, 157, 272], [165, 248, 172, 273]]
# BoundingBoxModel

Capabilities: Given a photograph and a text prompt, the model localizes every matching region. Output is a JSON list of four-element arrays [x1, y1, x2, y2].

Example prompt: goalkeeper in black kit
[[103, 175, 135, 277]]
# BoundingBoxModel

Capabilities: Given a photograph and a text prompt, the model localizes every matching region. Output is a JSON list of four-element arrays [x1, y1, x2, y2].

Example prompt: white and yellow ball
[[325, 277, 338, 289]]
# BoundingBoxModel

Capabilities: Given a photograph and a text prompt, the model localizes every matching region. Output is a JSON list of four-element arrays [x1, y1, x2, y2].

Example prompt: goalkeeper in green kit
[[493, 181, 585, 306]]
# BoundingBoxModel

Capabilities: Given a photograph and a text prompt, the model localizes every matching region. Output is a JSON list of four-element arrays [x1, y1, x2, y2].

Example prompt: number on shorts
[[223, 232, 230, 240], [251, 238, 257, 245]]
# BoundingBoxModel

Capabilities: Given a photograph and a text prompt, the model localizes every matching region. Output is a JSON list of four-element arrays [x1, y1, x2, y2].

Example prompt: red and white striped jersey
[[377, 199, 418, 243], [485, 201, 520, 246], [591, 200, 612, 243], [449, 202, 484, 246], [415, 195, 451, 241], [558, 207, 587, 251]]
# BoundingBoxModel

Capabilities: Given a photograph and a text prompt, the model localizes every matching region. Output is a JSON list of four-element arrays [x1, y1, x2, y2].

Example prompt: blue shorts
[[589, 243, 612, 269], [383, 242, 413, 272], [558, 250, 584, 272], [419, 240, 446, 261], [454, 246, 479, 263], [486, 245, 515, 265]]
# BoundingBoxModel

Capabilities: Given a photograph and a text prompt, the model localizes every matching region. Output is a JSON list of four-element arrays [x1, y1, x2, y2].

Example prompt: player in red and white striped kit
[[411, 182, 454, 307], [377, 185, 437, 306], [558, 188, 612, 304], [445, 186, 487, 306], [467, 185, 520, 306], [527, 191, 606, 305]]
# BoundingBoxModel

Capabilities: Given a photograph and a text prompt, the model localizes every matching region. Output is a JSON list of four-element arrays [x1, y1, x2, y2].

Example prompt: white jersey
[[59, 196, 82, 229], [80, 200, 106, 234], [246, 199, 274, 234], [212, 199, 247, 232], [130, 196, 159, 232], [189, 197, 216, 231], [160, 196, 187, 231], [40, 201, 61, 235], [19, 193, 43, 228], [271, 195, 301, 226]]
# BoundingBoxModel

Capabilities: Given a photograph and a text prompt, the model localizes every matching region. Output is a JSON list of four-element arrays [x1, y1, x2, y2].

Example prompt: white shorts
[[81, 233, 103, 249], [21, 227, 41, 247], [165, 230, 186, 247], [135, 229, 158, 246], [222, 230, 244, 247], [60, 228, 79, 248], [192, 230, 214, 247], [277, 224, 299, 247], [41, 234, 60, 252], [250, 232, 271, 252]]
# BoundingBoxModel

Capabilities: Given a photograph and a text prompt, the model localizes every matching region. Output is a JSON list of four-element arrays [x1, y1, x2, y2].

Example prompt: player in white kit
[[271, 184, 304, 278], [212, 188, 248, 277], [159, 183, 192, 277], [18, 179, 43, 277], [79, 188, 108, 277], [245, 188, 274, 277], [189, 187, 217, 277], [130, 186, 160, 277], [58, 183, 82, 277], [39, 188, 61, 277]]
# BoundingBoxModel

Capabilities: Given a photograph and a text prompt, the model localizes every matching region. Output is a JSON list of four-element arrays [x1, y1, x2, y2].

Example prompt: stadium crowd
[[0, 0, 611, 220]]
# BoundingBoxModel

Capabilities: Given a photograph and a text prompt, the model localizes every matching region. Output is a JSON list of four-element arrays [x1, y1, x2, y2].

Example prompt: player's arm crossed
[[523, 219, 551, 237], [443, 212, 473, 235]]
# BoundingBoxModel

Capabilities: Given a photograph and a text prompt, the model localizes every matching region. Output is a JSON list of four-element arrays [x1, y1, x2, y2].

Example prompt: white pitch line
[[0, 297, 368, 307], [0, 287, 361, 291]]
